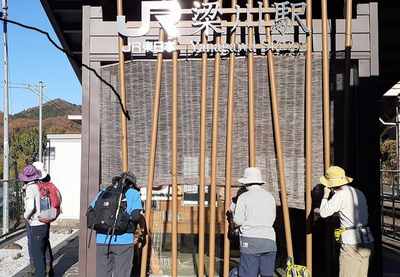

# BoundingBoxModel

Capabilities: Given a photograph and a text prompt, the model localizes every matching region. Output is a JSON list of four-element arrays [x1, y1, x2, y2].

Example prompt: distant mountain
[[0, 99, 81, 136], [0, 99, 81, 179], [12, 98, 81, 120]]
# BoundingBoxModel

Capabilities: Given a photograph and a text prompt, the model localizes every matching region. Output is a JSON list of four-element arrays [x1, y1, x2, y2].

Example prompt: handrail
[[0, 226, 25, 241], [0, 179, 18, 183]]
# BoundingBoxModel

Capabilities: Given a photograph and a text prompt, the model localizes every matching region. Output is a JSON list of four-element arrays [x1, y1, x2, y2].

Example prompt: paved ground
[[54, 236, 79, 277], [0, 230, 77, 277], [12, 233, 79, 277], [10, 232, 400, 276]]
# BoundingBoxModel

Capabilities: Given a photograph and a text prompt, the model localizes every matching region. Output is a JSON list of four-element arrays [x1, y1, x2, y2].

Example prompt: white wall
[[44, 135, 81, 220]]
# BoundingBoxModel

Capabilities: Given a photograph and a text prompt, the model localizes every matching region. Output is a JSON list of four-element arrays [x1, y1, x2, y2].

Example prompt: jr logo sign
[[117, 0, 182, 38], [117, 0, 309, 55]]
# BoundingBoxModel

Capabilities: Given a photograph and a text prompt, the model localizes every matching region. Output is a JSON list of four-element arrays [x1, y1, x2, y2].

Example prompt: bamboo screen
[[100, 54, 324, 209]]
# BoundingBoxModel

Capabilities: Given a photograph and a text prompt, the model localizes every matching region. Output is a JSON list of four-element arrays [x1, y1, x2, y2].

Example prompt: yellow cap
[[320, 166, 353, 188]]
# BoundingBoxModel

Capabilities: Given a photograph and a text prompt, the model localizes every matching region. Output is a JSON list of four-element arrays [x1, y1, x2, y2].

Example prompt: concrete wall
[[44, 134, 81, 221]]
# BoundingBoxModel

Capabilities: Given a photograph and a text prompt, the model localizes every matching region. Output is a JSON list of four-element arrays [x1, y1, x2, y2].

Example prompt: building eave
[[47, 134, 82, 140], [40, 0, 83, 82]]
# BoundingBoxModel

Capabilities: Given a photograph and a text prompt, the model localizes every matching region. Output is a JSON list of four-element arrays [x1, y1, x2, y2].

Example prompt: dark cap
[[120, 171, 136, 186]]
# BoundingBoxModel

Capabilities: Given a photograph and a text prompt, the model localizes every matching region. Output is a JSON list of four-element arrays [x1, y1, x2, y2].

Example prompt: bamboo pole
[[198, 31, 207, 277], [140, 30, 165, 277], [247, 0, 256, 167], [208, 63, 219, 277], [171, 48, 179, 277], [345, 0, 353, 49], [263, 0, 294, 259], [321, 0, 330, 170], [198, 0, 209, 272], [223, 0, 237, 275], [343, 0, 353, 168], [305, 0, 313, 273], [117, 0, 128, 171], [209, 3, 223, 273]]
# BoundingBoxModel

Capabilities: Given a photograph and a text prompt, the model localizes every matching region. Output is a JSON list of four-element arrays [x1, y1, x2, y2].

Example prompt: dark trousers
[[30, 224, 50, 277], [96, 244, 134, 277], [27, 223, 54, 275], [238, 251, 277, 277], [26, 222, 34, 265]]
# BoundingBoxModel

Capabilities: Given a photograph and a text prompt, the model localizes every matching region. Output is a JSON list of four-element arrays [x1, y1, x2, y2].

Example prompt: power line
[[9, 84, 72, 117], [42, 96, 79, 116], [0, 15, 130, 120]]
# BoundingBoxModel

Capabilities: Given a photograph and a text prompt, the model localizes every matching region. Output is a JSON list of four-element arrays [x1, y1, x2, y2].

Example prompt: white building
[[44, 134, 81, 224]]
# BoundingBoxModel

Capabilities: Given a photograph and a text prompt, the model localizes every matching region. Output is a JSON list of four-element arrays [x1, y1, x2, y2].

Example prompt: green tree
[[9, 128, 45, 178]]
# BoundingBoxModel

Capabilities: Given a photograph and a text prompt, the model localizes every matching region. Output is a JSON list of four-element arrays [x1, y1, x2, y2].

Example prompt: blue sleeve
[[125, 189, 143, 214]]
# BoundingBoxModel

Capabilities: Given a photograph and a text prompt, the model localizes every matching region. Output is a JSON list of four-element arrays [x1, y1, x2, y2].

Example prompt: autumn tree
[[9, 128, 45, 179]]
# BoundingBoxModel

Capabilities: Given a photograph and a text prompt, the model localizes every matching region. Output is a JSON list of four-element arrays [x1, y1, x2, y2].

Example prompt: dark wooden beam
[[40, 0, 81, 80]]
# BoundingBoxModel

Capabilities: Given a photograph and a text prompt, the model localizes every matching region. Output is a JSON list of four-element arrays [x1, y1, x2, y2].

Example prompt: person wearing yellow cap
[[319, 166, 374, 277]]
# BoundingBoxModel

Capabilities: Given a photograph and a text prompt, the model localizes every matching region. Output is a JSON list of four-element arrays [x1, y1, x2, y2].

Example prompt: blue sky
[[0, 0, 81, 114]]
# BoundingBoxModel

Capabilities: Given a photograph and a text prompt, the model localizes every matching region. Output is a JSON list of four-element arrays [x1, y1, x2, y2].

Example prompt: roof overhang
[[68, 114, 82, 123], [40, 0, 84, 81]]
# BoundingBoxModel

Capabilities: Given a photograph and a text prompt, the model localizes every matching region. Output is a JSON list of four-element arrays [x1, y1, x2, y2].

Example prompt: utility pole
[[2, 0, 9, 235], [38, 81, 43, 162], [9, 82, 46, 162]]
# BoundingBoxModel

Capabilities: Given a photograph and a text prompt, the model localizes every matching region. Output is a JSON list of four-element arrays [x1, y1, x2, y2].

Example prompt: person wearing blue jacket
[[94, 172, 143, 277]]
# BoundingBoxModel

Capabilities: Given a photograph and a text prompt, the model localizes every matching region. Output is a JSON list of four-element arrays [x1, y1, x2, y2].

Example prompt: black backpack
[[87, 184, 131, 235], [86, 173, 140, 248]]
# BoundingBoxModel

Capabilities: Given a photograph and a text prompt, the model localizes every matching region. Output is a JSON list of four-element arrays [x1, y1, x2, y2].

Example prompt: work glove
[[323, 187, 331, 199]]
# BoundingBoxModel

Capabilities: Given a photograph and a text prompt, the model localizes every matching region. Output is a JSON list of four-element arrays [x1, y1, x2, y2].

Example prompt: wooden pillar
[[198, 31, 208, 277], [343, 0, 353, 168], [140, 30, 165, 277], [345, 0, 353, 51], [264, 0, 294, 259], [209, 0, 223, 271], [79, 7, 100, 277], [247, 0, 256, 166], [117, 0, 129, 171], [223, 0, 237, 275], [321, 0, 330, 170], [171, 48, 179, 277], [305, 0, 313, 272]]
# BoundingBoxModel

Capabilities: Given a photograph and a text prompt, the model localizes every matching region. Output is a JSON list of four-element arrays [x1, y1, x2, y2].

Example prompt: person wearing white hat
[[232, 167, 276, 277], [32, 161, 50, 182], [319, 166, 374, 277]]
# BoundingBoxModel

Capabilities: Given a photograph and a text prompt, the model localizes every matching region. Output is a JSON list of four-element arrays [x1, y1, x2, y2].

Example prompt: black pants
[[30, 224, 50, 277], [96, 244, 134, 277], [27, 223, 54, 274]]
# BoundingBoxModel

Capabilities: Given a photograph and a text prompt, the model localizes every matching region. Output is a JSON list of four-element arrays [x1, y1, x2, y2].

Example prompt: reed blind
[[100, 55, 324, 209]]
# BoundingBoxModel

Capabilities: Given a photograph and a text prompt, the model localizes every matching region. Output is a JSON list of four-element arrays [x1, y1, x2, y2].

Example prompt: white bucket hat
[[238, 167, 265, 184], [32, 161, 48, 179]]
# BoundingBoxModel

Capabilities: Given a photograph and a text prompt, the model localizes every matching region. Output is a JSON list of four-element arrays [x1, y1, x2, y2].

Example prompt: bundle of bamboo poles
[[111, 0, 355, 275]]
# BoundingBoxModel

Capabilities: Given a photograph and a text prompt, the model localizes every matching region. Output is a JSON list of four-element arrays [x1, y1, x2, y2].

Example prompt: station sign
[[117, 0, 309, 56]]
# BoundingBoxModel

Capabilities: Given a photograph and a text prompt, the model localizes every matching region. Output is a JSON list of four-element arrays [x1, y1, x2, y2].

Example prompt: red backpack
[[37, 182, 62, 223]]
